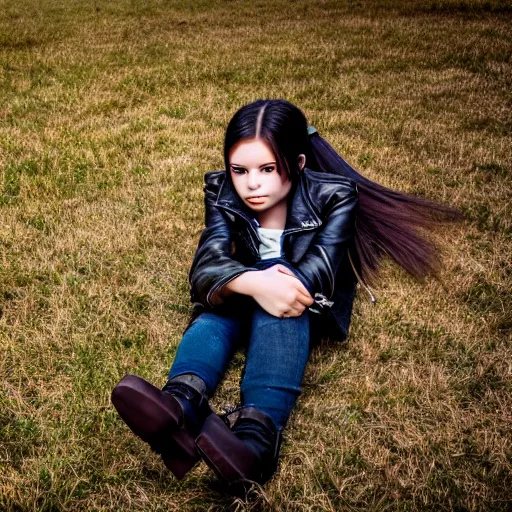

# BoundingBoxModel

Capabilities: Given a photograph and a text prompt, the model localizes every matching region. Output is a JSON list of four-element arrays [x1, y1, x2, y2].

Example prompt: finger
[[275, 265, 295, 277], [294, 301, 307, 313], [276, 269, 311, 298], [278, 284, 311, 309], [296, 290, 314, 306], [291, 279, 313, 300], [281, 307, 298, 319], [286, 304, 306, 317]]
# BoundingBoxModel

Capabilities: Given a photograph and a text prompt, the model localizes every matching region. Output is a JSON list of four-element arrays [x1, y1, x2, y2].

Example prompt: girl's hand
[[224, 265, 314, 318], [256, 265, 314, 317]]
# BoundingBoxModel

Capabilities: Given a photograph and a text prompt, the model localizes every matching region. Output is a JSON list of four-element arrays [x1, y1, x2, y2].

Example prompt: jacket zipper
[[217, 204, 260, 258], [318, 245, 335, 298]]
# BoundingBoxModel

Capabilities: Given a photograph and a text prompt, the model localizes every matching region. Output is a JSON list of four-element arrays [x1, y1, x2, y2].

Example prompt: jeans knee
[[252, 306, 310, 331]]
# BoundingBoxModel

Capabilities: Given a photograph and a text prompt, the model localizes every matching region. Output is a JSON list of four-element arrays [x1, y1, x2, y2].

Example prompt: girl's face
[[229, 138, 292, 215]]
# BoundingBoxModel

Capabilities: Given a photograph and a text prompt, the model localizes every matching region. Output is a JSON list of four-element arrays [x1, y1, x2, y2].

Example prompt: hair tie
[[307, 125, 318, 136]]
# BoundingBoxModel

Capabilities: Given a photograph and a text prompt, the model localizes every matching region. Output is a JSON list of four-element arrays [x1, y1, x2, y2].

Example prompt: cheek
[[230, 174, 245, 196], [277, 176, 292, 197], [270, 174, 287, 191]]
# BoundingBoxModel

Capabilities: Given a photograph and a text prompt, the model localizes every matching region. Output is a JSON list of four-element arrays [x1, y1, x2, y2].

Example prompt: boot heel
[[196, 414, 256, 482], [162, 444, 200, 480], [172, 426, 199, 457]]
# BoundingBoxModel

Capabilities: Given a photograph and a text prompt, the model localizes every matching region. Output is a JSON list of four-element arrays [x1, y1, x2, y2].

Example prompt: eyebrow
[[230, 161, 277, 168]]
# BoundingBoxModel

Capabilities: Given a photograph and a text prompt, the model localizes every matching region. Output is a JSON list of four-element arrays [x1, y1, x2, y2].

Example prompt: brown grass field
[[1, 0, 511, 510]]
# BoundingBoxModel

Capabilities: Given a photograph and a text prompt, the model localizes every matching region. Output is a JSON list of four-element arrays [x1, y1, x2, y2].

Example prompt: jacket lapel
[[213, 169, 323, 263], [284, 175, 322, 233], [214, 174, 260, 258], [283, 172, 323, 263]]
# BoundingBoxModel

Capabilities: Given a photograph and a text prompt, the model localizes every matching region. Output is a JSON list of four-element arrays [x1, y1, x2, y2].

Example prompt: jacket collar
[[215, 173, 254, 219], [215, 168, 322, 234]]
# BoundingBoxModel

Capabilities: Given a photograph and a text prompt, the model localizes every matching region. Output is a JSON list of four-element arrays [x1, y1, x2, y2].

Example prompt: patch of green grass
[[460, 277, 510, 316], [472, 161, 509, 177]]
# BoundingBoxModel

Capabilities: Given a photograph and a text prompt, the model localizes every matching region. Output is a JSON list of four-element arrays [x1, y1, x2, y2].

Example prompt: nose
[[247, 170, 260, 190]]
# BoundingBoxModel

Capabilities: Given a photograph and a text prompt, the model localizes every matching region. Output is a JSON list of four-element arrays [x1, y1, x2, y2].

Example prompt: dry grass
[[1, 0, 511, 510]]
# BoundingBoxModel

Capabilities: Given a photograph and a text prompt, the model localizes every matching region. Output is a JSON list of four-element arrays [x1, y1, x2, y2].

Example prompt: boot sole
[[195, 414, 258, 484], [111, 374, 200, 479]]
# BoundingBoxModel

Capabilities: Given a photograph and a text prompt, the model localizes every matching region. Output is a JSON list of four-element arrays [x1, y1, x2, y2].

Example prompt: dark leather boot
[[111, 373, 212, 479], [196, 406, 282, 487]]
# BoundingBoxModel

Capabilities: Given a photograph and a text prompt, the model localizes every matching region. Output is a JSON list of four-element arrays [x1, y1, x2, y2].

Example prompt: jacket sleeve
[[188, 171, 254, 308], [292, 181, 358, 303]]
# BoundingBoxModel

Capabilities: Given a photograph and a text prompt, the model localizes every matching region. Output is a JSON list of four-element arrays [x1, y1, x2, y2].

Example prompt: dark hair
[[224, 99, 461, 282], [224, 99, 316, 180], [309, 134, 462, 282]]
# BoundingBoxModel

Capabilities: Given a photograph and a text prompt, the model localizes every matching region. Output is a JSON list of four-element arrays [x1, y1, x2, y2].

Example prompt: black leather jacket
[[188, 167, 359, 341]]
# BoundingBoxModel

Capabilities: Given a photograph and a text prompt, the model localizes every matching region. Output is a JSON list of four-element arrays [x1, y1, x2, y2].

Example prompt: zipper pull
[[314, 293, 334, 308], [348, 249, 377, 305]]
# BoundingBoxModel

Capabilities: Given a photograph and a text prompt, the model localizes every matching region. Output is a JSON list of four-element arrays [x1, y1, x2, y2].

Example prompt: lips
[[246, 196, 266, 205]]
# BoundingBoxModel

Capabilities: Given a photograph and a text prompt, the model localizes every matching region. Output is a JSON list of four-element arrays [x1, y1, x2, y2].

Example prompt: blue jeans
[[169, 299, 310, 429]]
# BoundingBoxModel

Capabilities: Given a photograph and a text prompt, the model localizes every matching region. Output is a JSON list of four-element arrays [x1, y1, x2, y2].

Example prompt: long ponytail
[[224, 100, 460, 284], [308, 130, 462, 283]]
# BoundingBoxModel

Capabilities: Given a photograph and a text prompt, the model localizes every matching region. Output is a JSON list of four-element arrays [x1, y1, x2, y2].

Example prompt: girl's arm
[[218, 265, 313, 317], [291, 179, 358, 302], [190, 170, 315, 317], [189, 171, 256, 308]]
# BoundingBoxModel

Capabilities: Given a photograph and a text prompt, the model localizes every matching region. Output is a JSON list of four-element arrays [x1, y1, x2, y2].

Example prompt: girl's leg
[[169, 311, 244, 395], [195, 307, 310, 486], [112, 310, 245, 479], [240, 306, 310, 429]]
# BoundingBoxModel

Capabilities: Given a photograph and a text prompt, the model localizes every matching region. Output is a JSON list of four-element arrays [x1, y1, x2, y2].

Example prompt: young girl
[[111, 99, 458, 488]]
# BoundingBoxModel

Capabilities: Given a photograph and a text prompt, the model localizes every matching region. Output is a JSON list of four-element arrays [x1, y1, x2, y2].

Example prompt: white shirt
[[257, 227, 283, 259]]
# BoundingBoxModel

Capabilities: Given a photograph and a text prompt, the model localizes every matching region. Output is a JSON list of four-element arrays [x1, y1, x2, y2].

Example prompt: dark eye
[[230, 166, 246, 175], [262, 166, 275, 173]]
